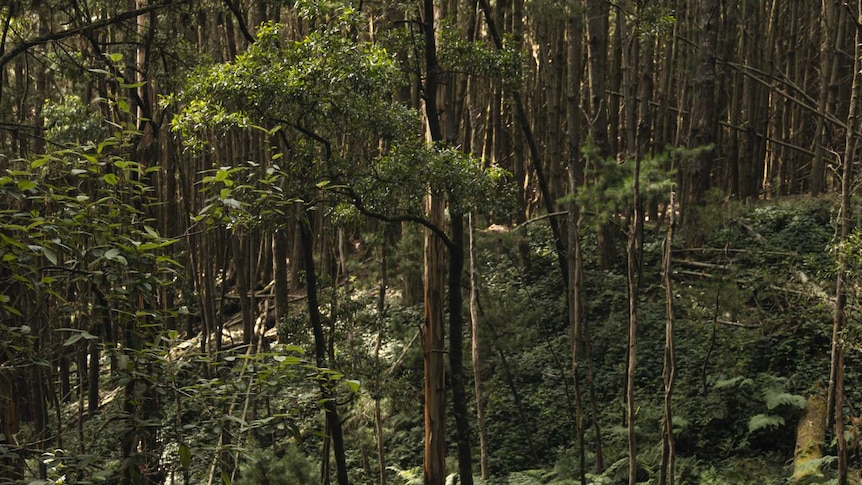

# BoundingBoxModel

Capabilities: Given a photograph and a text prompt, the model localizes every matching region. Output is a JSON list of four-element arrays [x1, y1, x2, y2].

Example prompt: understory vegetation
[[4, 185, 857, 484]]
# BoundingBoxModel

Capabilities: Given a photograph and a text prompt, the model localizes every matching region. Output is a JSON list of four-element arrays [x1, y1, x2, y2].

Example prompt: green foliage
[[42, 95, 111, 146], [747, 414, 785, 433], [576, 142, 676, 225], [234, 445, 319, 485], [173, 14, 513, 229], [354, 141, 513, 218], [171, 20, 408, 153], [437, 19, 522, 84]]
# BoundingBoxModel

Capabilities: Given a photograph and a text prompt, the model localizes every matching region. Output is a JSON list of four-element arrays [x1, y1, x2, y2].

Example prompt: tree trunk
[[682, 0, 719, 245], [468, 213, 489, 480], [448, 212, 473, 485], [300, 213, 349, 485], [375, 229, 388, 485], [423, 0, 451, 481], [584, 0, 616, 270], [792, 390, 826, 483], [567, 168, 587, 485], [626, 159, 642, 485], [423, 193, 448, 485], [273, 229, 290, 334], [659, 188, 677, 485], [811, 0, 841, 195], [828, 5, 859, 482]]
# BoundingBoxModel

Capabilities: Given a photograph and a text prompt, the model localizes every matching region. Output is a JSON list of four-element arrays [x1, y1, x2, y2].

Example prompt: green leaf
[[63, 333, 83, 346], [344, 379, 360, 392], [43, 247, 58, 265], [103, 173, 119, 185], [156, 255, 183, 267], [215, 169, 230, 182], [119, 81, 147, 89], [16, 180, 37, 191], [117, 99, 130, 113], [104, 248, 128, 265], [223, 414, 248, 427], [179, 443, 191, 469], [107, 52, 124, 63]]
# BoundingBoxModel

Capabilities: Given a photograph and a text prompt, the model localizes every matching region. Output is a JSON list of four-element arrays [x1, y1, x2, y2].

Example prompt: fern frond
[[748, 413, 785, 433], [714, 376, 753, 389], [763, 387, 806, 411], [793, 454, 836, 481]]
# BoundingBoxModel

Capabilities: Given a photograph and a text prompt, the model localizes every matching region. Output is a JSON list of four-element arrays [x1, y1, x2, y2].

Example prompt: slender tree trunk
[[468, 213, 489, 480], [828, 5, 859, 482], [659, 188, 677, 485], [423, 192, 448, 485], [231, 235, 254, 345], [448, 212, 474, 485], [568, 167, 587, 485], [300, 213, 349, 485], [812, 0, 840, 195], [375, 231, 388, 485], [584, 0, 614, 269], [273, 229, 290, 332], [626, 157, 642, 485], [682, 0, 719, 245], [87, 339, 100, 416]]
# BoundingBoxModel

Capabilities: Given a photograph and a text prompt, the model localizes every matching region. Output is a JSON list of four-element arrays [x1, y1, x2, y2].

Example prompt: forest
[[1, 0, 862, 484]]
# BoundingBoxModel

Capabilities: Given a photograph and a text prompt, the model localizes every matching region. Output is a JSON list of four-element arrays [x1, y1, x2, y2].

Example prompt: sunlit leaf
[[179, 444, 191, 469], [17, 180, 37, 191]]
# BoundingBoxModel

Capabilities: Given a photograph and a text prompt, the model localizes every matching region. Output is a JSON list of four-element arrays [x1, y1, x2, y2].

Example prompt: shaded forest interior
[[2, 0, 862, 484]]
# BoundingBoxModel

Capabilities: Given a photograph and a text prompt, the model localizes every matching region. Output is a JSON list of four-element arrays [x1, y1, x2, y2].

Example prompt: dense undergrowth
[[16, 195, 860, 484]]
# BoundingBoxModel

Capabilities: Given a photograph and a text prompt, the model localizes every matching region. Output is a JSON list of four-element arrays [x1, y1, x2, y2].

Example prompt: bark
[[791, 390, 826, 483], [468, 213, 489, 480], [584, 0, 609, 154], [659, 188, 677, 485], [87, 340, 100, 416], [567, 168, 587, 485], [827, 6, 859, 482], [231, 235, 254, 345], [273, 229, 290, 333], [812, 0, 841, 195], [375, 236, 388, 485], [422, 0, 449, 481], [448, 212, 473, 485], [626, 153, 642, 485], [584, 0, 615, 269], [423, 193, 448, 485], [300, 214, 349, 485], [682, 0, 720, 245]]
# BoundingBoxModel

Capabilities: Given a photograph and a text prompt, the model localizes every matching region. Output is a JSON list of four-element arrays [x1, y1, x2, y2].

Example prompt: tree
[[827, 3, 860, 483]]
